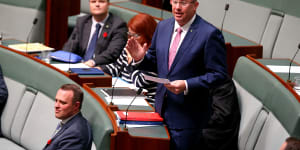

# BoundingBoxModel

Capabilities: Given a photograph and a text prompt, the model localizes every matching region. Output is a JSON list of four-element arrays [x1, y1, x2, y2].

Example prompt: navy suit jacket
[[43, 113, 93, 150], [63, 13, 128, 66], [140, 15, 228, 129]]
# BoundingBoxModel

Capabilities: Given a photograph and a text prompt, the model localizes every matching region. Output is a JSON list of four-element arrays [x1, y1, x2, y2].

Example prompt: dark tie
[[52, 122, 63, 137], [84, 23, 101, 61], [168, 28, 182, 70]]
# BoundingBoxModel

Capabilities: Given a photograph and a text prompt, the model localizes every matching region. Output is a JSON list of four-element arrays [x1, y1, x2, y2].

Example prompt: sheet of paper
[[51, 63, 89, 71], [112, 77, 137, 89], [143, 74, 170, 84], [105, 96, 149, 106], [125, 124, 162, 128], [266, 65, 300, 73], [8, 43, 54, 52]]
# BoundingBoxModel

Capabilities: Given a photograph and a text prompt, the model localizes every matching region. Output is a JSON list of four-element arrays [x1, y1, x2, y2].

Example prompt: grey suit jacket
[[43, 112, 93, 150], [63, 13, 128, 66]]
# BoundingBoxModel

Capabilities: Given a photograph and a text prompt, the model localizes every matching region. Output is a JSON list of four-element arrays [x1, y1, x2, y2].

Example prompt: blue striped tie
[[84, 23, 101, 61]]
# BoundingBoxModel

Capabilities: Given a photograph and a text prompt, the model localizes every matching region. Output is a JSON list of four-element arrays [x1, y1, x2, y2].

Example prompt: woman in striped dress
[[97, 13, 158, 104]]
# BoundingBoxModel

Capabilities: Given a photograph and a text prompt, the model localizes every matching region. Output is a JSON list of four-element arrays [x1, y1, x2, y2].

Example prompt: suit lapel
[[50, 113, 81, 142], [164, 20, 175, 72], [168, 16, 200, 72], [82, 18, 92, 51], [95, 13, 112, 51]]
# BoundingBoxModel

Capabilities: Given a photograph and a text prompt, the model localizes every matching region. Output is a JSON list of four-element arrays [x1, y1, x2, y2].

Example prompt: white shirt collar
[[92, 13, 109, 27], [61, 112, 80, 125], [174, 14, 196, 33]]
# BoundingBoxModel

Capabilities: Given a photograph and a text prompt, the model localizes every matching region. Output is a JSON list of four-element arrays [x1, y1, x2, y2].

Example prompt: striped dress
[[100, 49, 157, 101]]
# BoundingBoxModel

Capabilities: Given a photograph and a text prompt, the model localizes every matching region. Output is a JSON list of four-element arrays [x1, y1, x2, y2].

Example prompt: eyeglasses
[[127, 32, 140, 38], [90, 0, 107, 4], [171, 0, 195, 7]]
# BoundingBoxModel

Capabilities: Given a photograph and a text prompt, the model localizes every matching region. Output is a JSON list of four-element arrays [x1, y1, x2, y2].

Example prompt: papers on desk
[[114, 112, 164, 128], [115, 112, 164, 127], [266, 65, 300, 73], [8, 43, 54, 53], [51, 63, 89, 71], [112, 77, 137, 89], [102, 95, 149, 106]]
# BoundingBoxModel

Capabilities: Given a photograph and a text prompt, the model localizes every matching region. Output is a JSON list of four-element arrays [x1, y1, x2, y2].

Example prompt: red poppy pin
[[47, 139, 52, 145], [103, 32, 108, 38]]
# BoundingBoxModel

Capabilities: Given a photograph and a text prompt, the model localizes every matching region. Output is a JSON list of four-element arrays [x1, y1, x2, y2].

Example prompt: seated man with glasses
[[63, 0, 128, 67]]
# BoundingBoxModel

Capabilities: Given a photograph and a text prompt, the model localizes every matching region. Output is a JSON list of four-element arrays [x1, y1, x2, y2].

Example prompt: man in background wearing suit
[[63, 0, 128, 67], [43, 84, 92, 150], [126, 0, 227, 149], [0, 65, 8, 137]]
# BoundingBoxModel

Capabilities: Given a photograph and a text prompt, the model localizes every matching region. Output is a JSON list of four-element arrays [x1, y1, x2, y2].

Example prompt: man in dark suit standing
[[43, 84, 92, 150], [0, 65, 8, 137], [63, 0, 128, 67], [126, 0, 228, 149]]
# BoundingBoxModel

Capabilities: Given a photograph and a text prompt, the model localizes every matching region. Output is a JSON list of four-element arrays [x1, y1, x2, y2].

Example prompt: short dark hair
[[60, 84, 84, 109], [285, 137, 300, 150]]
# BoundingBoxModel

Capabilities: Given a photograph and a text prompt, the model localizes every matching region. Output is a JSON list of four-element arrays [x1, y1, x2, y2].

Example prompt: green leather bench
[[233, 56, 300, 150], [0, 0, 45, 43], [0, 46, 114, 150]]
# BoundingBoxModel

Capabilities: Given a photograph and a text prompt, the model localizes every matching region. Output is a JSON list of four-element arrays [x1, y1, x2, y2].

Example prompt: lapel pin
[[105, 25, 109, 28], [190, 29, 193, 32]]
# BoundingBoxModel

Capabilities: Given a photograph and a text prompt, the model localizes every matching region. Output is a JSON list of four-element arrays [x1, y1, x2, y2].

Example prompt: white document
[[51, 63, 89, 71], [105, 96, 149, 106], [112, 77, 137, 89], [266, 65, 300, 73], [143, 74, 170, 84]]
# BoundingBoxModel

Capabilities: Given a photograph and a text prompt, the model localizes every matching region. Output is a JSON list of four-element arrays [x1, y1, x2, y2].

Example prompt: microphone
[[109, 64, 126, 105], [287, 43, 300, 84], [26, 18, 38, 54], [124, 88, 143, 129], [67, 34, 76, 73], [220, 3, 229, 33], [160, 0, 164, 19]]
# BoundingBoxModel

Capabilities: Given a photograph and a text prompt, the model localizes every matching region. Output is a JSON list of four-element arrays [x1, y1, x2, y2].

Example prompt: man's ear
[[75, 101, 81, 110]]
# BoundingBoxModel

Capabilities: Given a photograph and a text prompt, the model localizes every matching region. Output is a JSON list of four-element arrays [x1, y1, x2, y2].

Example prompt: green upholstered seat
[[233, 56, 300, 150], [0, 47, 114, 150]]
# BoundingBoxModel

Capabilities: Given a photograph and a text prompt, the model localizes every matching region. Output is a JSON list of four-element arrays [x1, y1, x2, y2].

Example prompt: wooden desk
[[142, 0, 162, 9], [226, 43, 262, 77], [247, 55, 300, 102], [0, 41, 112, 87], [50, 60, 112, 87], [223, 31, 263, 76], [256, 58, 300, 86], [83, 84, 170, 150]]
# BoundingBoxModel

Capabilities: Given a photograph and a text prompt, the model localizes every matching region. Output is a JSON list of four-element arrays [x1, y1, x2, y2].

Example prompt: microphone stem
[[110, 64, 125, 105], [220, 4, 229, 33], [124, 88, 142, 129], [288, 48, 300, 82]]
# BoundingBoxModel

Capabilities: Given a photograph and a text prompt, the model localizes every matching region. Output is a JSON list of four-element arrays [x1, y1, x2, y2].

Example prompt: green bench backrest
[[233, 56, 300, 138], [0, 47, 114, 150]]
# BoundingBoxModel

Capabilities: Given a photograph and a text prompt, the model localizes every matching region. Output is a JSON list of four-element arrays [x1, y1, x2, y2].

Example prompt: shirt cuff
[[184, 80, 188, 95], [131, 57, 144, 66], [90, 59, 96, 66]]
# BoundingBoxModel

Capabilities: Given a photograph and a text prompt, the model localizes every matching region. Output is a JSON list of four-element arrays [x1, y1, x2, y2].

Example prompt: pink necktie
[[168, 28, 182, 70]]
